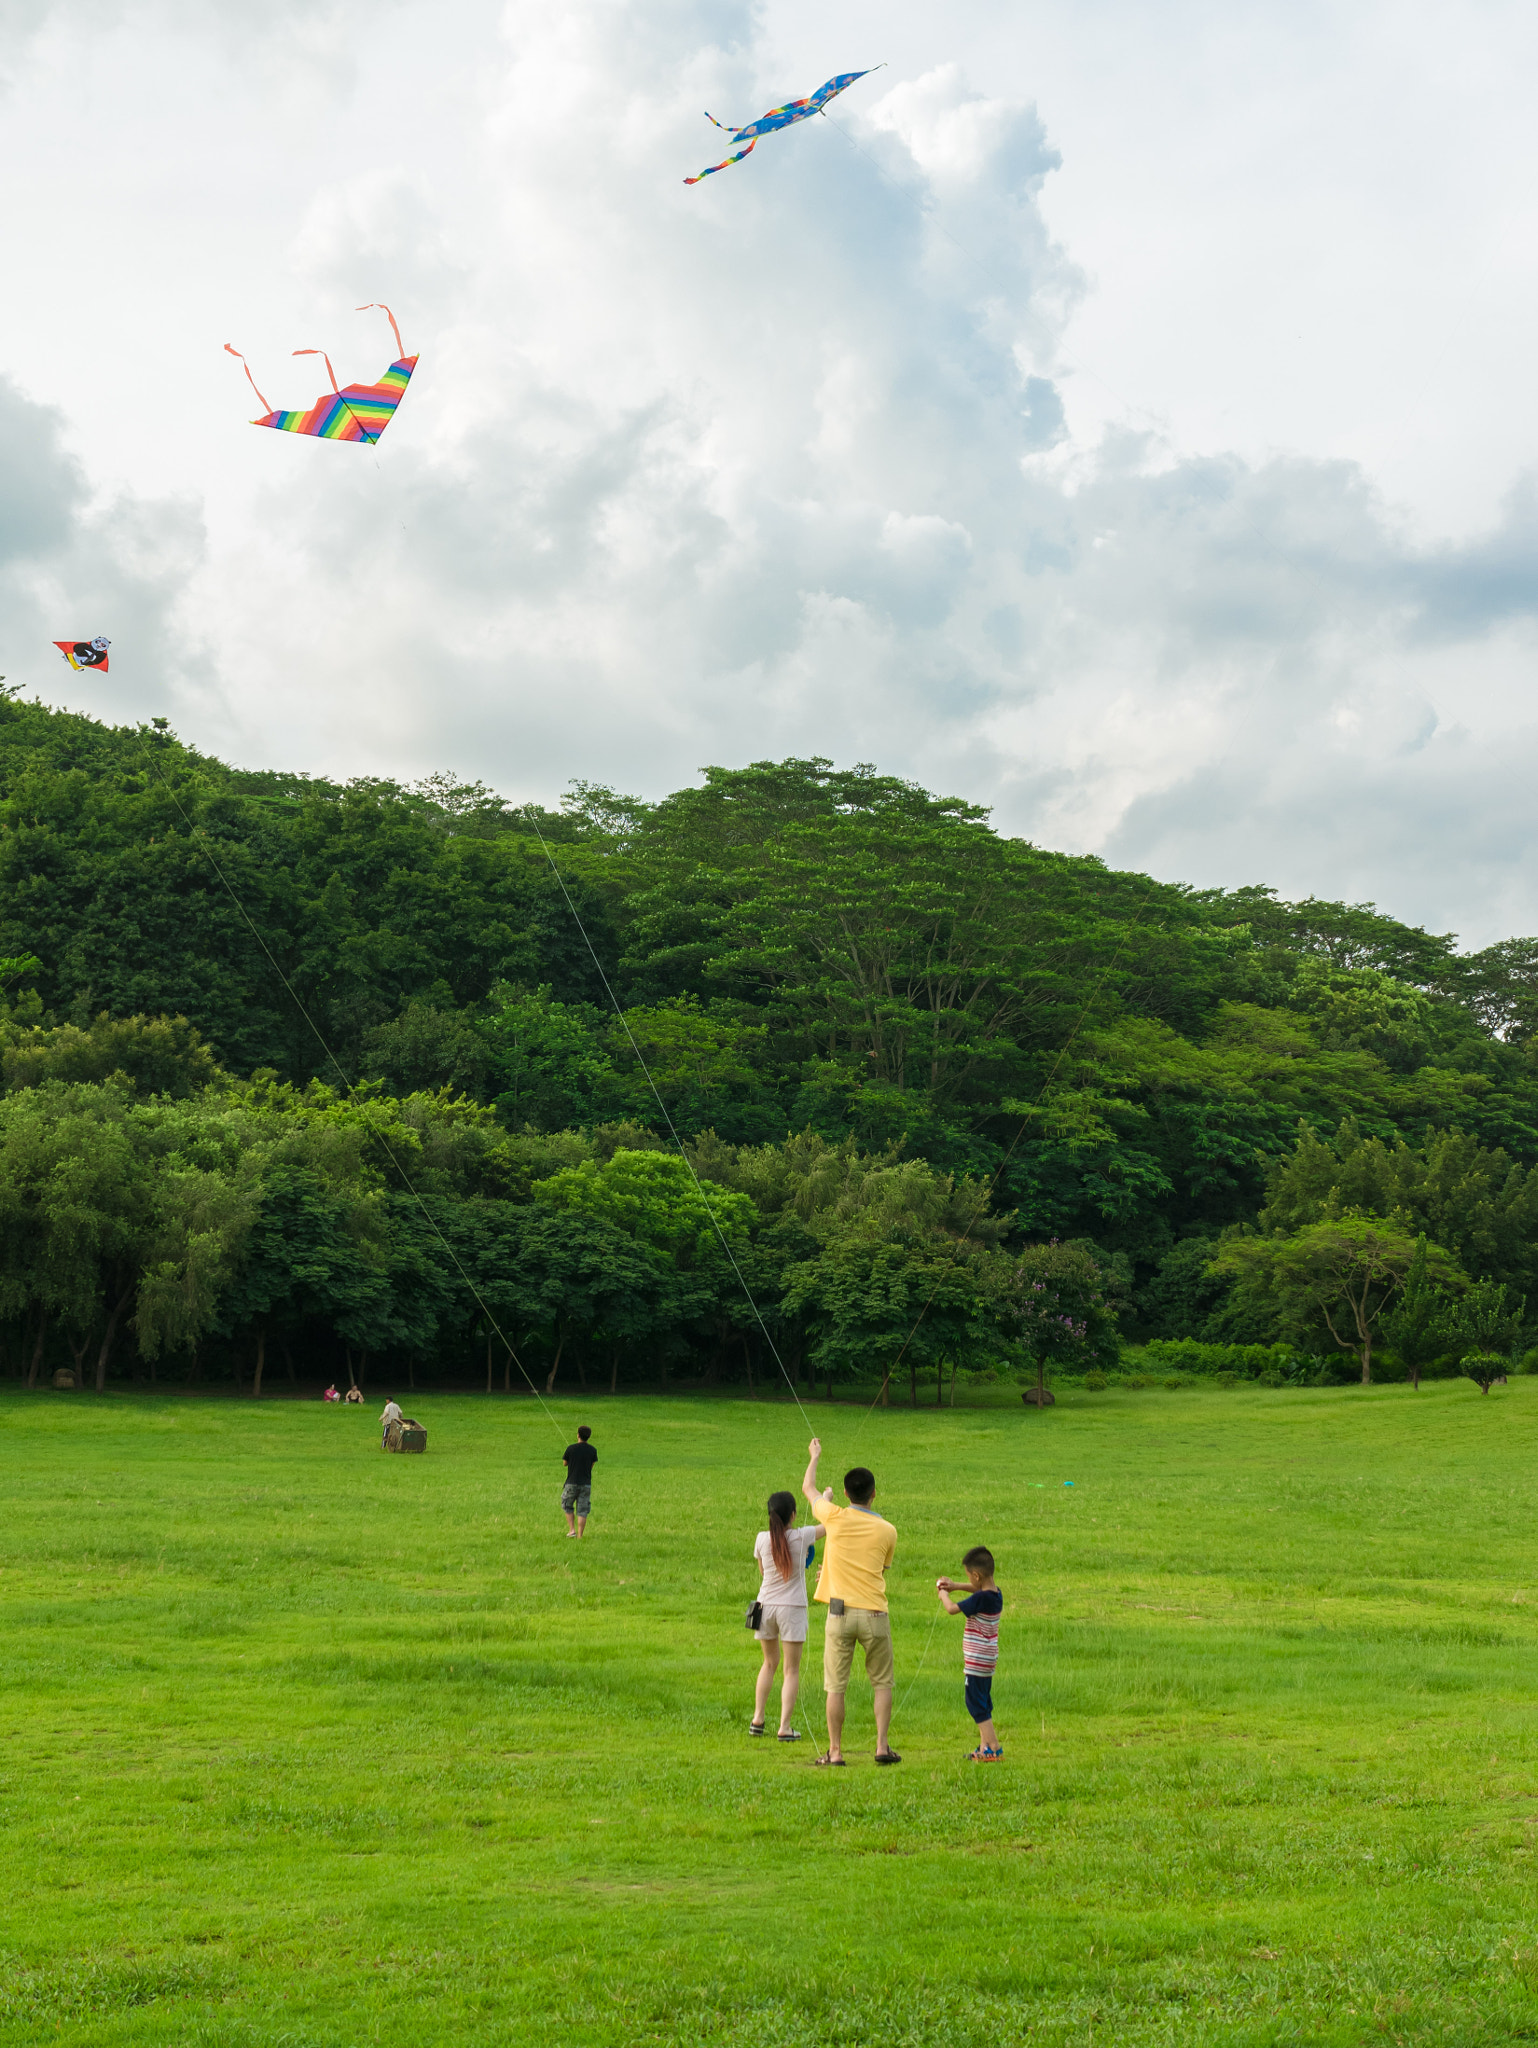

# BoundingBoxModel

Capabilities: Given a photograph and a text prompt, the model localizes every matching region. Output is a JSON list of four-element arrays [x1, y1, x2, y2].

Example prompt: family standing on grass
[[554, 1426, 1002, 1762], [750, 1436, 1004, 1765]]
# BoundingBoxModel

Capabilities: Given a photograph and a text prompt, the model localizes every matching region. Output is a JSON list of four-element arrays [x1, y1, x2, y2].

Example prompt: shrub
[[1519, 1347, 1538, 1376], [1123, 1374, 1151, 1390], [1258, 1365, 1285, 1387], [1122, 1339, 1306, 1382], [1460, 1352, 1509, 1395], [1083, 1370, 1108, 1392], [1164, 1377, 1184, 1390], [1215, 1371, 1239, 1389]]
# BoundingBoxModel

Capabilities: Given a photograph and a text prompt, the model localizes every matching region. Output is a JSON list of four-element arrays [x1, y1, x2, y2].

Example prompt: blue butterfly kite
[[685, 68, 882, 184]]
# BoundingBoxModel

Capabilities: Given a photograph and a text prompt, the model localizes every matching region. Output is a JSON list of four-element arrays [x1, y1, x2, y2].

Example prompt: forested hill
[[5, 686, 1538, 1391]]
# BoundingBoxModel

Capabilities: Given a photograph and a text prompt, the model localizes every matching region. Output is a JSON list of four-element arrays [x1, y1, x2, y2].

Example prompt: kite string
[[128, 732, 566, 1438], [517, 805, 819, 1437]]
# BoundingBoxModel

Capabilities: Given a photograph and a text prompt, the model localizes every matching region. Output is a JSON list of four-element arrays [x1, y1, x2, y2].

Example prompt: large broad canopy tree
[[1213, 1217, 1464, 1384]]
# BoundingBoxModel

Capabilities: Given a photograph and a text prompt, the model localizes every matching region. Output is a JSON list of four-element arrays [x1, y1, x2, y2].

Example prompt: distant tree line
[[3, 690, 1538, 1393]]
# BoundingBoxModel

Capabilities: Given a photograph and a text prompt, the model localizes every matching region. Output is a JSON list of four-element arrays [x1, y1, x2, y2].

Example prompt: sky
[[3, 0, 1538, 945]]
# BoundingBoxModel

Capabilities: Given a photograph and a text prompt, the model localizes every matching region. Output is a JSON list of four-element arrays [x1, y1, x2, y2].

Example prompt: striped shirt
[[958, 1589, 1002, 1675]]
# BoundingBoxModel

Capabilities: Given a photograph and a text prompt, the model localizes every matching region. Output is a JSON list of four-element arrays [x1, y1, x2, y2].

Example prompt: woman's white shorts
[[755, 1603, 808, 1645]]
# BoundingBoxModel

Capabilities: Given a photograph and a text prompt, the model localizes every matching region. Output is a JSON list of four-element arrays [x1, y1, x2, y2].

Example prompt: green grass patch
[[7, 1379, 1538, 2044]]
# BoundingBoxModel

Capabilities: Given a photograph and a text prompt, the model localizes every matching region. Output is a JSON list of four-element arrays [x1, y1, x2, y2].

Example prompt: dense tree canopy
[[4, 689, 1538, 1392]]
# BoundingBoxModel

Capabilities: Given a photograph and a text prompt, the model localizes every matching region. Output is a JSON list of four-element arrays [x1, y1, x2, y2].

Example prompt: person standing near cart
[[562, 1426, 597, 1538]]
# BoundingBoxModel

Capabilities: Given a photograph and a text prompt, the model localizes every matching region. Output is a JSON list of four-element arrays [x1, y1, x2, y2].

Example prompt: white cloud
[[3, 0, 1538, 945]]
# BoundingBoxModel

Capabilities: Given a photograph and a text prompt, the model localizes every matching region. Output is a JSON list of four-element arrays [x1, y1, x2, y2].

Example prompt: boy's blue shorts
[[965, 1675, 994, 1724]]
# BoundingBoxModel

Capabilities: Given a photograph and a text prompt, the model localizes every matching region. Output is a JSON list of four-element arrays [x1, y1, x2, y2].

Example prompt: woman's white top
[[754, 1525, 817, 1610]]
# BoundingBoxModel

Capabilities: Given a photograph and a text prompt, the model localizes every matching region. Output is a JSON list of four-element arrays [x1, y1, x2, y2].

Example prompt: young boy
[[936, 1546, 1003, 1760]]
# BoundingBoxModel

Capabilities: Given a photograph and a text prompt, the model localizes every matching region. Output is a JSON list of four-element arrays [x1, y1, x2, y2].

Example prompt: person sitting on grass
[[380, 1395, 403, 1449], [344, 1385, 364, 1405], [562, 1426, 597, 1538], [749, 1491, 817, 1741], [802, 1437, 900, 1767], [936, 1546, 1003, 1761]]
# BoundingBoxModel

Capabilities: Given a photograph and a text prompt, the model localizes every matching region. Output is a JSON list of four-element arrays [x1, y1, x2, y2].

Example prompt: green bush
[[1123, 1374, 1151, 1390], [1518, 1347, 1538, 1376], [1122, 1339, 1314, 1383], [1083, 1370, 1108, 1391], [1460, 1352, 1510, 1394], [1164, 1377, 1184, 1390], [1215, 1371, 1239, 1389]]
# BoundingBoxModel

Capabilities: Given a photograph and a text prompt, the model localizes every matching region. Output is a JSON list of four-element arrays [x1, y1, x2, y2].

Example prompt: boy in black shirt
[[562, 1426, 598, 1538]]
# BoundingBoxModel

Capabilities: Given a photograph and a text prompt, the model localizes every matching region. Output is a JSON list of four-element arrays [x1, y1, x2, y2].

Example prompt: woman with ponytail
[[749, 1490, 817, 1739]]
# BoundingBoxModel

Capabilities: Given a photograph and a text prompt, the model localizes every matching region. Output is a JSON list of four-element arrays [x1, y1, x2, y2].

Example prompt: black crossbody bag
[[745, 1599, 763, 1631]]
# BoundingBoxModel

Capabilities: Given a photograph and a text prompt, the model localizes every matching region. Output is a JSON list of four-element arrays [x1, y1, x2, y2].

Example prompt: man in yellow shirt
[[802, 1437, 900, 1766]]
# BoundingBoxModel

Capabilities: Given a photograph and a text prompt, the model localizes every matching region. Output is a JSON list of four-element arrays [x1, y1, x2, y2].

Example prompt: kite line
[[517, 804, 819, 1437], [124, 727, 568, 1439]]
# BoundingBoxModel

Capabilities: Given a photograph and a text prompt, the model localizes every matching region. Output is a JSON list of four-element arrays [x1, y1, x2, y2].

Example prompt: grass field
[[7, 1378, 1538, 2046]]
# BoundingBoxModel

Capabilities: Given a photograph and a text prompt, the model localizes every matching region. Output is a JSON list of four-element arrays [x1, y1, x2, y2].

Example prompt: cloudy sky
[[3, 0, 1537, 943]]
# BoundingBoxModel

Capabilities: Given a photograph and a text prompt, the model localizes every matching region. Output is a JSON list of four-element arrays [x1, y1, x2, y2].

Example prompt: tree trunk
[[345, 1347, 359, 1390], [93, 1284, 133, 1392], [545, 1327, 565, 1397], [26, 1306, 50, 1389], [1360, 1336, 1372, 1385], [610, 1344, 619, 1394], [252, 1325, 266, 1399], [66, 1325, 93, 1387]]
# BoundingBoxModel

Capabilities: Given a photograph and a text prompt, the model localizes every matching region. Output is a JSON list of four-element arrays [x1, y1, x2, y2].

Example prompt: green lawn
[[6, 1379, 1538, 2046]]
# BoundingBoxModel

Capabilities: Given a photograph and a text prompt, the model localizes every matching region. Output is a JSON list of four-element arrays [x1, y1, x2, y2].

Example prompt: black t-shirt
[[563, 1442, 598, 1484]]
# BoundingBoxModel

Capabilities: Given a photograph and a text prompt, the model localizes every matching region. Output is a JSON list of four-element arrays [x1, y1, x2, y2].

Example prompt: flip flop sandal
[[873, 1751, 903, 1766], [777, 1730, 803, 1742], [748, 1723, 766, 1737], [813, 1753, 846, 1766]]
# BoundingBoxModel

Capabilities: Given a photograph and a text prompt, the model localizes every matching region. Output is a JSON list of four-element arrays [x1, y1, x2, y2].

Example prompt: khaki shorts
[[755, 1603, 808, 1645], [822, 1606, 894, 1693]]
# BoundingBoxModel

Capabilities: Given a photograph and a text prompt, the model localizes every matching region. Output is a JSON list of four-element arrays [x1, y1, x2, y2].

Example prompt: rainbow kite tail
[[684, 136, 757, 184], [702, 111, 740, 134]]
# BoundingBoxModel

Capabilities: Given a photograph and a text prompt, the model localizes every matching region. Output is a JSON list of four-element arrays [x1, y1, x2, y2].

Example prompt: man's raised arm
[[803, 1437, 836, 1509]]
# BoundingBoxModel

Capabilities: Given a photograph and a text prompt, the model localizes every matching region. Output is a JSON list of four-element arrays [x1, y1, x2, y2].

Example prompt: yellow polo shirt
[[809, 1496, 896, 1612]]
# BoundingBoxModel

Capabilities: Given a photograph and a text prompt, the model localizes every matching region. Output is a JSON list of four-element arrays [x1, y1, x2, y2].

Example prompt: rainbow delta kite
[[225, 305, 417, 444], [685, 69, 880, 184]]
